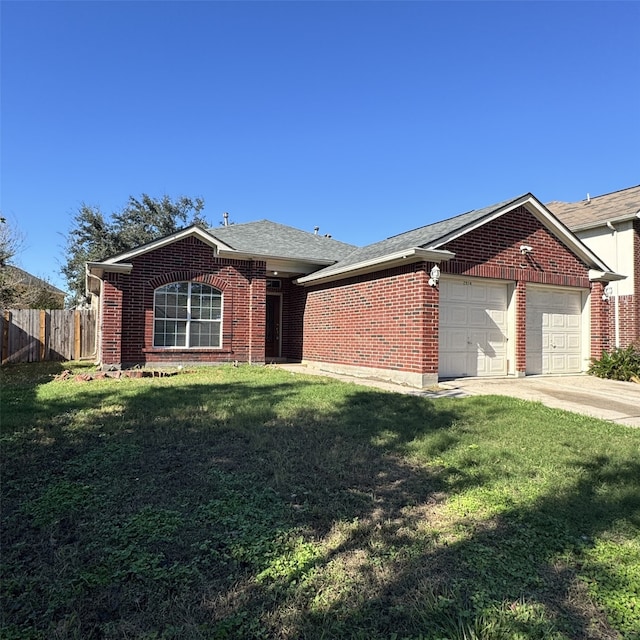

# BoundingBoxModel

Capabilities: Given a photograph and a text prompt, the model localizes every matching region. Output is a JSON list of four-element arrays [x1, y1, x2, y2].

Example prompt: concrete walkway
[[277, 364, 640, 427]]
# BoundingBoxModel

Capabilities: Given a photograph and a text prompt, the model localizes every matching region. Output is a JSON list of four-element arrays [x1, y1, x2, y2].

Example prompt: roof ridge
[[557, 184, 640, 206]]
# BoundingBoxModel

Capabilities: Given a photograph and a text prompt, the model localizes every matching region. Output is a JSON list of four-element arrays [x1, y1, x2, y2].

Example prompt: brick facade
[[301, 206, 603, 382], [303, 263, 437, 377], [100, 237, 266, 367], [96, 204, 616, 382]]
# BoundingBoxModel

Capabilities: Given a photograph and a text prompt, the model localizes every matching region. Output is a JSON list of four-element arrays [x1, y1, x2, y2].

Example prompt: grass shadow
[[1, 364, 638, 639]]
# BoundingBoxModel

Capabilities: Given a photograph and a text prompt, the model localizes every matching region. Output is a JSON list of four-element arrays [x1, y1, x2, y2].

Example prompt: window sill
[[143, 347, 231, 354]]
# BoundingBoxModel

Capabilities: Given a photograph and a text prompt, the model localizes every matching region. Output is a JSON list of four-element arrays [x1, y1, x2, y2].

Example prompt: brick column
[[422, 273, 440, 385], [590, 281, 610, 361], [249, 261, 266, 364], [101, 275, 124, 367], [514, 281, 527, 376]]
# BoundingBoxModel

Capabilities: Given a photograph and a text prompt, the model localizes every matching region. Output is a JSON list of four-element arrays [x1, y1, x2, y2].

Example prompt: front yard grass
[[1, 363, 638, 639]]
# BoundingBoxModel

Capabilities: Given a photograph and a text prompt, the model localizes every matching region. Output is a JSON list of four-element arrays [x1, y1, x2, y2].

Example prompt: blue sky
[[2, 1, 639, 293]]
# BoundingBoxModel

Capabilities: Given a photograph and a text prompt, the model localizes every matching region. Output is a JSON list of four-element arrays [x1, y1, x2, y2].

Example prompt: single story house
[[87, 192, 623, 387], [547, 185, 640, 349]]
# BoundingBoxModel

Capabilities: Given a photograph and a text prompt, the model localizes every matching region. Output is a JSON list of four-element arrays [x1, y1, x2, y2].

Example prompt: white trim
[[296, 248, 455, 285], [568, 211, 640, 232], [102, 226, 234, 265], [588, 269, 626, 282], [152, 281, 223, 349]]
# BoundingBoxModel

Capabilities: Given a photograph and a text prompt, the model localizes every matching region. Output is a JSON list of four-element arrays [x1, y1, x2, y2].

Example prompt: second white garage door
[[526, 286, 584, 375], [439, 278, 509, 378]]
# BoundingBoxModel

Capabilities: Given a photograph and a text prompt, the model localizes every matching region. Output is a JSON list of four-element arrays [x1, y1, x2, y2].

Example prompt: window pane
[[191, 321, 221, 347], [154, 282, 222, 349]]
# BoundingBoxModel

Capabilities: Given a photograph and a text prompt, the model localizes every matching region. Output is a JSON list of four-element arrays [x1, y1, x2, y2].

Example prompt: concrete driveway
[[277, 364, 640, 427], [439, 375, 640, 427]]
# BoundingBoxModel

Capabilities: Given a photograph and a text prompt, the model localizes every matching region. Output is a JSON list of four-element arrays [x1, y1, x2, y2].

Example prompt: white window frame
[[153, 282, 222, 348]]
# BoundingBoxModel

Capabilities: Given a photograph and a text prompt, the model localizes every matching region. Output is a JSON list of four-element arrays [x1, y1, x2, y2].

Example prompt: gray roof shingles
[[308, 195, 526, 277], [209, 220, 357, 263]]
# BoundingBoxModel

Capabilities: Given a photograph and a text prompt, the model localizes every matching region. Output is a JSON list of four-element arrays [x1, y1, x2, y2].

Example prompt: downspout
[[606, 220, 620, 348], [85, 266, 103, 364]]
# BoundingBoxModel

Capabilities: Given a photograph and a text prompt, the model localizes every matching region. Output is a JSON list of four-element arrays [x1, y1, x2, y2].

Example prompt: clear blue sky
[[2, 1, 639, 293]]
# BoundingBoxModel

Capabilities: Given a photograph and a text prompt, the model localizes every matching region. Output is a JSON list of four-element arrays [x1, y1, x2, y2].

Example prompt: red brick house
[[547, 185, 640, 349], [87, 193, 623, 387]]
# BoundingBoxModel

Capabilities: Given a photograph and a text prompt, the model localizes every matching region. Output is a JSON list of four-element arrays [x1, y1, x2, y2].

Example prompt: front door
[[265, 294, 281, 358]]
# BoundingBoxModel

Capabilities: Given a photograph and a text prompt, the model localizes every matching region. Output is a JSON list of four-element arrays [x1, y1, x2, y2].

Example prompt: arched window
[[153, 282, 222, 348]]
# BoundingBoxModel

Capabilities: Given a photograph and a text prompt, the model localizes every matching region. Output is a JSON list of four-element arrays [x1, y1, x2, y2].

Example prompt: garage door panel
[[441, 329, 468, 350], [443, 305, 469, 326], [567, 334, 580, 350], [446, 281, 470, 301], [440, 279, 509, 378], [526, 287, 584, 375]]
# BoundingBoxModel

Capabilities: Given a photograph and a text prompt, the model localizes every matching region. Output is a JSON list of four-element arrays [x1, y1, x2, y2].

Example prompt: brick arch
[[147, 272, 229, 292]]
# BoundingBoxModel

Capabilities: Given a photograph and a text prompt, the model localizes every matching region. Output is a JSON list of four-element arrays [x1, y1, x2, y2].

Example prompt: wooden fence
[[0, 309, 97, 364]]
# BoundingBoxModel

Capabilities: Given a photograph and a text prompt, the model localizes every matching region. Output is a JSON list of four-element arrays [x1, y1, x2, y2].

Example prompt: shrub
[[589, 342, 640, 381]]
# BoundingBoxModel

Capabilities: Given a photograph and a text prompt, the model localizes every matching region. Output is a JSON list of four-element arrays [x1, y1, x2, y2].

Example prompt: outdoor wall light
[[520, 245, 533, 255], [602, 285, 613, 301], [429, 264, 441, 287]]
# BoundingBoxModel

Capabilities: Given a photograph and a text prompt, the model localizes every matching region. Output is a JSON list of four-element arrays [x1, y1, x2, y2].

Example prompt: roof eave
[[589, 270, 626, 283], [569, 211, 640, 232], [86, 261, 134, 278], [295, 248, 455, 286]]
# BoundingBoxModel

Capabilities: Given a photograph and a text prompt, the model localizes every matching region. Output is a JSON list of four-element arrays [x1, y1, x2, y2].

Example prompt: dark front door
[[265, 295, 281, 358]]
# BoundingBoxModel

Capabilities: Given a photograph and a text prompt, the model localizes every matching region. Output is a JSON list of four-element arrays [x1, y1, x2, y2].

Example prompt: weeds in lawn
[[1, 363, 639, 639]]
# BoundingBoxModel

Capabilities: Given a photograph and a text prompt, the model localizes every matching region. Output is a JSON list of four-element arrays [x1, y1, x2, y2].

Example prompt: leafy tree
[[0, 217, 25, 307], [62, 194, 208, 304]]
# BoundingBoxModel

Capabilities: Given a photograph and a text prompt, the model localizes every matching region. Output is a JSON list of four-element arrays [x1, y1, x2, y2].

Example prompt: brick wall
[[302, 206, 599, 380], [100, 237, 266, 367], [441, 207, 591, 286], [608, 219, 640, 349], [303, 263, 436, 375]]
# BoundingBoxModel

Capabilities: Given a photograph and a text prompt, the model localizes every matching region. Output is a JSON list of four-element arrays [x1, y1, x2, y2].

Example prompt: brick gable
[[100, 236, 266, 366]]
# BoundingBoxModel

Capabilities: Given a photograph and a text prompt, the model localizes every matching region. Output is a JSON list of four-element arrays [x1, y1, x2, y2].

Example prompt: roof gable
[[298, 193, 619, 285]]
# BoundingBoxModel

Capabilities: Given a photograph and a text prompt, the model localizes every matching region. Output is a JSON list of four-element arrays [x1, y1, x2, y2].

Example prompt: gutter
[[588, 270, 626, 282], [569, 211, 640, 233]]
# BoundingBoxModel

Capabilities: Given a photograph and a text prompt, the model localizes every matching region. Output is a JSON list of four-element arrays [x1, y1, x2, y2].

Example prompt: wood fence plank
[[0, 309, 97, 364]]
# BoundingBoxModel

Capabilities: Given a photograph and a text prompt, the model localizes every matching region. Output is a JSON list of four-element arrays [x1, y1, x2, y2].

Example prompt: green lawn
[[1, 363, 639, 640]]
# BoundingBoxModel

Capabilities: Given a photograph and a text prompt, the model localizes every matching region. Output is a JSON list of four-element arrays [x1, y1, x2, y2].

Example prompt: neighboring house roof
[[6, 265, 66, 296], [208, 220, 356, 263], [298, 193, 621, 285], [547, 185, 640, 231]]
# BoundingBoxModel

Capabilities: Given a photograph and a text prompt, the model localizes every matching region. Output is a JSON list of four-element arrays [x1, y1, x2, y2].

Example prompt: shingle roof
[[208, 220, 357, 263], [547, 185, 640, 230], [7, 265, 66, 295], [306, 195, 525, 278]]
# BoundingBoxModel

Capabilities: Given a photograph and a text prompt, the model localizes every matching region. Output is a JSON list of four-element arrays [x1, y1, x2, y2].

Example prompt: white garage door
[[526, 287, 583, 375], [439, 278, 509, 378]]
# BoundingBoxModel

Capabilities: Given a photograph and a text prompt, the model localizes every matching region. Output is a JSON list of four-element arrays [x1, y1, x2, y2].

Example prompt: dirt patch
[[54, 369, 188, 383]]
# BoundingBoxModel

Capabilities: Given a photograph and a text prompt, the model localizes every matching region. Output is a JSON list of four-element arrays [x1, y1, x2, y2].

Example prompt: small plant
[[588, 343, 640, 381]]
